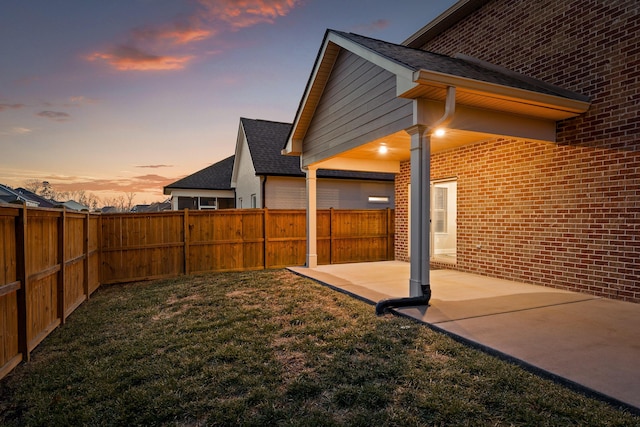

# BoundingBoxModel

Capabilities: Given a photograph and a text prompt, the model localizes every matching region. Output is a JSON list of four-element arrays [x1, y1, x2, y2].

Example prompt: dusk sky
[[1, 0, 457, 205]]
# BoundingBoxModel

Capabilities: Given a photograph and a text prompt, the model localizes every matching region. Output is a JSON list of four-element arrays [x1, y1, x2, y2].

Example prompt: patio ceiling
[[333, 128, 496, 163]]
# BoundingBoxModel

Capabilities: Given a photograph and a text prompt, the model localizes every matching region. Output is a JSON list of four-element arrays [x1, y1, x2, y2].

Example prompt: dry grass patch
[[0, 269, 637, 426]]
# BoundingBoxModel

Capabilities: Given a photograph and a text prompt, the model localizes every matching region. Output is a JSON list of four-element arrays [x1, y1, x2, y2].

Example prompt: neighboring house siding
[[235, 136, 261, 208], [303, 50, 413, 163], [265, 176, 394, 210], [264, 177, 305, 209], [396, 0, 640, 302]]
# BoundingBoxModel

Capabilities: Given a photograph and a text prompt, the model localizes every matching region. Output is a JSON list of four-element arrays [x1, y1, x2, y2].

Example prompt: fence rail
[[0, 206, 394, 380]]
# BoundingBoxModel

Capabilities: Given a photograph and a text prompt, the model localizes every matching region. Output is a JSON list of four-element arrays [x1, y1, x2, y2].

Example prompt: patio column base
[[306, 254, 318, 269]]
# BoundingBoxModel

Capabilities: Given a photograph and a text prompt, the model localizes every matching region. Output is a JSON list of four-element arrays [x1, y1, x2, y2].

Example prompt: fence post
[[83, 212, 89, 300], [58, 208, 66, 324], [329, 208, 334, 264], [263, 208, 268, 269], [386, 208, 392, 260], [15, 204, 29, 362], [183, 209, 190, 276], [97, 214, 103, 288]]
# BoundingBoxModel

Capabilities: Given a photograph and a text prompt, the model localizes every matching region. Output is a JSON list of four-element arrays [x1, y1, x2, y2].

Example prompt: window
[[199, 197, 217, 209], [177, 197, 197, 210], [431, 179, 456, 263], [238, 197, 243, 208], [433, 187, 447, 233], [251, 194, 257, 208]]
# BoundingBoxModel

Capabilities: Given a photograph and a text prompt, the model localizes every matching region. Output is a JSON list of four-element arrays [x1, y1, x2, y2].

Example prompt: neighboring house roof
[[241, 117, 394, 181], [163, 155, 235, 194], [144, 201, 171, 212], [58, 200, 89, 211], [14, 187, 57, 208], [0, 184, 39, 206], [131, 204, 150, 212], [131, 202, 171, 212]]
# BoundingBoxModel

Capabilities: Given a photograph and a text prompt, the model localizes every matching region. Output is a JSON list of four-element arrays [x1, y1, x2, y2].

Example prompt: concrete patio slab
[[287, 261, 640, 412]]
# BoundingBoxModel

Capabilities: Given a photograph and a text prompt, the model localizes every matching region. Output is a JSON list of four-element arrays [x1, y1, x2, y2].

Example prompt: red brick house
[[285, 0, 639, 303]]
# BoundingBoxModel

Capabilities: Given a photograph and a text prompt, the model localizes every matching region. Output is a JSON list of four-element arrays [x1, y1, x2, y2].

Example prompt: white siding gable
[[234, 130, 261, 208]]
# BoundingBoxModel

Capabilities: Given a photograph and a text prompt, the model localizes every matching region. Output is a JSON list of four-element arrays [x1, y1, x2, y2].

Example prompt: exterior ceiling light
[[434, 128, 446, 137], [378, 144, 388, 154]]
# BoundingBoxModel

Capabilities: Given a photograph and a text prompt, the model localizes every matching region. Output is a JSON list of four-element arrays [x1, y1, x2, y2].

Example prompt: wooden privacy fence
[[0, 206, 393, 380], [101, 208, 395, 284], [0, 205, 100, 380]]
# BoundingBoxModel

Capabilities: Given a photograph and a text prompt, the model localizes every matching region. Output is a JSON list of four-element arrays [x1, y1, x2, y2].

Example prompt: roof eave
[[284, 30, 334, 156], [411, 69, 591, 117]]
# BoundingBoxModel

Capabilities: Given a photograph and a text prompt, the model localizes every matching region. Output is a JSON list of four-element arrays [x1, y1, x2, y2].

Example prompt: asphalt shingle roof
[[241, 117, 394, 181], [165, 155, 235, 191], [333, 31, 590, 102], [14, 188, 57, 208]]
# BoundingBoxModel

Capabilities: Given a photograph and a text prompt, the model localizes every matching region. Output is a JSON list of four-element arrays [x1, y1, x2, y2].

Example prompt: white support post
[[305, 167, 318, 268], [407, 125, 430, 297]]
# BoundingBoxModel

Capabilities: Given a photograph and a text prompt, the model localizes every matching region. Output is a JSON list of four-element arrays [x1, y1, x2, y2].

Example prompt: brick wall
[[396, 0, 640, 301], [394, 161, 410, 261]]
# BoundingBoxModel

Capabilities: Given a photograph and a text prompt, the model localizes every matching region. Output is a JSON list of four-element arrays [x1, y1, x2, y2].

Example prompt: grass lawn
[[0, 270, 638, 426]]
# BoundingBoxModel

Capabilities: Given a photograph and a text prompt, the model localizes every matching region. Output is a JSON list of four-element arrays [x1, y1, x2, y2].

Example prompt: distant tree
[[126, 192, 136, 211], [22, 180, 102, 210], [102, 195, 130, 212], [22, 179, 143, 212]]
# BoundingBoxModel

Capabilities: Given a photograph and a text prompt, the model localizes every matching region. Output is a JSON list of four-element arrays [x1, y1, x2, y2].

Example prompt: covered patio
[[288, 261, 640, 411], [283, 30, 590, 309]]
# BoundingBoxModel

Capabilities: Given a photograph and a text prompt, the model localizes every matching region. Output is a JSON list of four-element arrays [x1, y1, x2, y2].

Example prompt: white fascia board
[[284, 38, 336, 156], [326, 32, 415, 81]]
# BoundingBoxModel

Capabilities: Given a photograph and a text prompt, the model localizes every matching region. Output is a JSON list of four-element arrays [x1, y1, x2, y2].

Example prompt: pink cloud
[[87, 45, 193, 71], [87, 0, 301, 72], [197, 0, 301, 29], [131, 14, 215, 47]]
